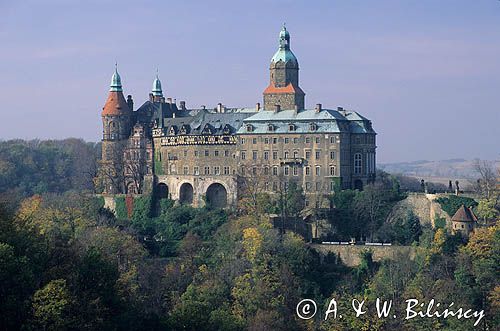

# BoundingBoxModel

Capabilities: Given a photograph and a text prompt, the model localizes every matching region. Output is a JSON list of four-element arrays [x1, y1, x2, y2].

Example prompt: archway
[[206, 183, 227, 209], [179, 183, 194, 205], [156, 183, 169, 199], [354, 179, 363, 191]]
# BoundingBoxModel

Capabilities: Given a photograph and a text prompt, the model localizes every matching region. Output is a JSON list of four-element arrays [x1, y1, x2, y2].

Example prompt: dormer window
[[267, 124, 274, 132], [202, 124, 212, 134], [180, 125, 189, 135], [168, 126, 177, 135], [309, 123, 317, 131], [246, 124, 253, 132], [223, 124, 231, 135], [288, 123, 295, 131]]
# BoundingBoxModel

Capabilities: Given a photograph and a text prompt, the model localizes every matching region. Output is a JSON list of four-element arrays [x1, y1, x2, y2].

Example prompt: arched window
[[329, 166, 336, 176], [354, 153, 362, 174]]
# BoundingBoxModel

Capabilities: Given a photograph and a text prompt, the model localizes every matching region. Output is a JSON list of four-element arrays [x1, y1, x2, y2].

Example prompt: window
[[310, 123, 317, 131], [241, 151, 246, 160], [223, 166, 230, 175], [305, 137, 311, 144], [268, 124, 274, 132], [330, 181, 336, 192], [316, 182, 321, 191], [305, 151, 311, 159], [246, 124, 253, 132], [252, 167, 257, 175], [214, 166, 220, 175], [330, 136, 335, 144], [293, 137, 298, 143], [252, 138, 257, 144], [252, 151, 257, 160], [241, 138, 246, 144], [241, 167, 246, 176], [315, 166, 321, 176], [272, 182, 278, 191], [214, 150, 219, 157], [273, 167, 278, 176], [315, 150, 321, 159], [264, 137, 269, 144], [264, 151, 269, 160], [355, 136, 362, 144], [330, 151, 336, 160], [284, 166, 289, 176], [354, 153, 362, 174], [284, 151, 289, 159], [264, 167, 269, 175], [305, 182, 312, 191], [183, 150, 188, 157], [204, 166, 210, 175], [273, 151, 278, 160], [194, 166, 200, 175], [285, 138, 289, 144], [224, 150, 229, 157], [293, 150, 298, 158], [204, 150, 209, 157], [329, 166, 336, 176], [273, 137, 278, 144], [289, 124, 295, 131], [293, 166, 298, 176], [265, 182, 270, 191], [194, 151, 199, 157], [315, 137, 320, 143], [183, 166, 189, 175], [305, 166, 311, 176]]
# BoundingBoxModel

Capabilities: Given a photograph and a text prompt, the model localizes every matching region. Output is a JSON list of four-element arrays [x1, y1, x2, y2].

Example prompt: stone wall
[[387, 193, 450, 227], [311, 244, 416, 267]]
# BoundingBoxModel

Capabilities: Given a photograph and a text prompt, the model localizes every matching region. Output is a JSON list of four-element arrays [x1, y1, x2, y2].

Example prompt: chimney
[[149, 93, 154, 102], [294, 104, 299, 115], [274, 104, 281, 113], [167, 97, 172, 104], [217, 103, 222, 113], [127, 95, 134, 111], [337, 106, 344, 112], [315, 103, 322, 113], [160, 97, 165, 103], [201, 105, 206, 110], [256, 102, 261, 111], [180, 101, 186, 110]]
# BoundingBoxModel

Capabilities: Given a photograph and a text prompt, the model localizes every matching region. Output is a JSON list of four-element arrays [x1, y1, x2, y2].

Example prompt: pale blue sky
[[0, 0, 499, 162]]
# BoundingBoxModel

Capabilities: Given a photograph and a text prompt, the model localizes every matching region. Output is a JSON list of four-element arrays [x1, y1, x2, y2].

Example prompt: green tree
[[32, 279, 75, 331]]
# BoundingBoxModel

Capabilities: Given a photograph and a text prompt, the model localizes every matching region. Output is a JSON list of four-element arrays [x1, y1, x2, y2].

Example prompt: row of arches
[[156, 182, 228, 208]]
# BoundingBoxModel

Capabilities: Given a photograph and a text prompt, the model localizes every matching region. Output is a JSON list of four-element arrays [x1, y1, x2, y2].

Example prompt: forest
[[0, 139, 498, 331]]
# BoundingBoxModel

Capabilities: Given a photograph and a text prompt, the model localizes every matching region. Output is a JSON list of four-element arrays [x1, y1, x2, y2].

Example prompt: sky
[[0, 0, 499, 163]]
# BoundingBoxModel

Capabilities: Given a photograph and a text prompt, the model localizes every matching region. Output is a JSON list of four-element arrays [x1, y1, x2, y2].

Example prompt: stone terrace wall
[[311, 244, 416, 267]]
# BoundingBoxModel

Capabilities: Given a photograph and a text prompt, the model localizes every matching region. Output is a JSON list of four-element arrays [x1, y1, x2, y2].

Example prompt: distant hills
[[379, 159, 499, 181]]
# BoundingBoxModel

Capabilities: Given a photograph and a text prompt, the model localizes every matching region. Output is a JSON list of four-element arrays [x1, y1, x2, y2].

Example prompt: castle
[[97, 26, 377, 209]]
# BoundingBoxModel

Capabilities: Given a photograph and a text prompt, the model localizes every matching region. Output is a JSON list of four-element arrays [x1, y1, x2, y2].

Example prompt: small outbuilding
[[451, 205, 478, 236]]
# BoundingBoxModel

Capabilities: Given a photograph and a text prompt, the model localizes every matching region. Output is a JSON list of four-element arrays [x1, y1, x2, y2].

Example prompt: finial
[[156, 67, 159, 78], [282, 22, 286, 30]]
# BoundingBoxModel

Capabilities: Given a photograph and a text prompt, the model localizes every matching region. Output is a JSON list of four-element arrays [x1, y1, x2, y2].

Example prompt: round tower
[[151, 73, 164, 102], [100, 65, 131, 194]]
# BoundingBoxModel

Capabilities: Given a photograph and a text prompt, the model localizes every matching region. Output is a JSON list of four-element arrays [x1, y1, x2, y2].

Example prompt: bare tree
[[472, 159, 497, 199]]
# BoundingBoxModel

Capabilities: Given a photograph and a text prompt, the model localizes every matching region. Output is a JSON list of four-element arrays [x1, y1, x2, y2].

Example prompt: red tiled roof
[[102, 91, 130, 116], [452, 205, 478, 223], [263, 83, 305, 95]]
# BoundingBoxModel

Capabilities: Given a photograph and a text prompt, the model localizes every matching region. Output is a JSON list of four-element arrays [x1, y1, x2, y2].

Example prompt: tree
[[354, 184, 384, 241], [472, 159, 497, 200], [32, 279, 75, 331]]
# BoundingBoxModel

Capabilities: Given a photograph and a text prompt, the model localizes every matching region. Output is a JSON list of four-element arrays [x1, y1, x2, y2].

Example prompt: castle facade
[[97, 26, 377, 208]]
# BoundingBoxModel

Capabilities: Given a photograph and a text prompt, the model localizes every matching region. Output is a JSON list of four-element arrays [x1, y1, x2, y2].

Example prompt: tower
[[100, 65, 131, 194], [263, 25, 305, 110], [151, 72, 164, 102]]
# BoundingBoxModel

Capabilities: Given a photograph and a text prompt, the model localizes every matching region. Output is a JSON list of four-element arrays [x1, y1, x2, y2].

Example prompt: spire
[[279, 23, 290, 50], [152, 69, 163, 97], [110, 63, 123, 92], [271, 25, 297, 64]]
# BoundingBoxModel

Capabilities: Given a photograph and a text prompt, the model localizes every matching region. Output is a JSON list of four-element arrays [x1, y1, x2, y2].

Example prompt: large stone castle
[[97, 26, 377, 208]]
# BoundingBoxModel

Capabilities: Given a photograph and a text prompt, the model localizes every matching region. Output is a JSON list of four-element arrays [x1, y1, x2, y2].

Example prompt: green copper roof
[[271, 25, 298, 64], [152, 74, 163, 97], [109, 65, 123, 92]]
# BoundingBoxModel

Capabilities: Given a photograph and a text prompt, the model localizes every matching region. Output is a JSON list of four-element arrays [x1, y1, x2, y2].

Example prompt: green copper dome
[[152, 74, 163, 97], [271, 25, 298, 64], [109, 65, 123, 92]]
